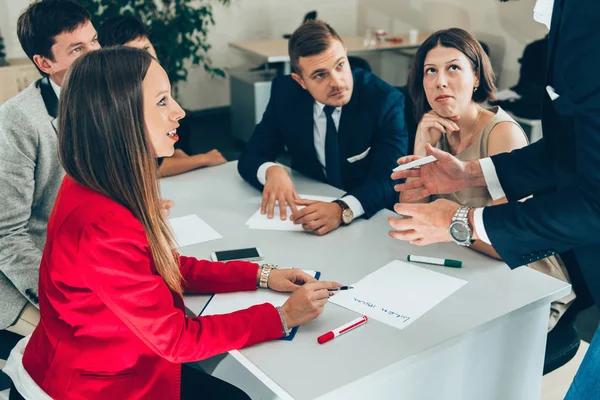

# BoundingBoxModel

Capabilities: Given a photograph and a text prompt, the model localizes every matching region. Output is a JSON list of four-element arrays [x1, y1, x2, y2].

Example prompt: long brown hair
[[408, 28, 496, 123], [58, 47, 183, 293]]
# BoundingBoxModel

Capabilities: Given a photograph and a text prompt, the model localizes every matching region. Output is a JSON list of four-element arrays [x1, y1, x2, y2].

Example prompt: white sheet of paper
[[246, 194, 337, 231], [201, 270, 318, 315], [329, 260, 467, 330], [168, 215, 222, 248]]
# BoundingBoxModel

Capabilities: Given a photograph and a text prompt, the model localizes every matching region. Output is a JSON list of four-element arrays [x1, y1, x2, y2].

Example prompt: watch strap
[[259, 264, 277, 289], [332, 199, 352, 225]]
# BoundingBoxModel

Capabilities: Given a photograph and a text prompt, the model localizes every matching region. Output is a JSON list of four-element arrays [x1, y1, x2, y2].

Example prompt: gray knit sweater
[[0, 82, 64, 329]]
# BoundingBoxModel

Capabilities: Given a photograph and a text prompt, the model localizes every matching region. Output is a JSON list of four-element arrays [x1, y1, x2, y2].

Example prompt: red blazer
[[23, 176, 283, 399]]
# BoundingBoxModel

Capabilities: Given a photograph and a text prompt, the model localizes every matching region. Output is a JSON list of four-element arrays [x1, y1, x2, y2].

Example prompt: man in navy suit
[[238, 20, 408, 235], [390, 1, 600, 397]]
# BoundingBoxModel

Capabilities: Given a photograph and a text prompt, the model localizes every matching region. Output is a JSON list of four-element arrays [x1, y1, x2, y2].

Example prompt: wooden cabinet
[[0, 58, 41, 104]]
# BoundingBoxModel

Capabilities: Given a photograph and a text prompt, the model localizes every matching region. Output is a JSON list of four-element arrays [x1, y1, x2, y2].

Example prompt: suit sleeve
[[179, 256, 259, 294], [484, 0, 600, 268], [346, 89, 408, 217], [78, 217, 282, 364], [237, 78, 285, 190], [0, 105, 43, 308], [490, 138, 556, 201]]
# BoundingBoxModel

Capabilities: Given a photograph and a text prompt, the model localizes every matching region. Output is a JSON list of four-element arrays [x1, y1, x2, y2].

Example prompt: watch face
[[450, 221, 470, 242], [342, 208, 354, 224]]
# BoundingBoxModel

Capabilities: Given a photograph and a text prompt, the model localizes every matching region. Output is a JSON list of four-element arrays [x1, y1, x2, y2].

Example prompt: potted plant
[[78, 0, 230, 94]]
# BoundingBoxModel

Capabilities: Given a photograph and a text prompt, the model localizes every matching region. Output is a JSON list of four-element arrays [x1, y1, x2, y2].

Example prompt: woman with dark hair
[[6, 47, 339, 400], [390, 28, 574, 331]]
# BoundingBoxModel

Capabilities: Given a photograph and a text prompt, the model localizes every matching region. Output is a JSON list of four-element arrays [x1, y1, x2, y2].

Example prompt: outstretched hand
[[392, 144, 475, 201]]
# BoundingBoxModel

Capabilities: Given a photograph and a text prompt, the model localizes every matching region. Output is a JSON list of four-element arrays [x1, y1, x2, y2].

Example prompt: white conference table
[[229, 33, 429, 74], [161, 162, 570, 400]]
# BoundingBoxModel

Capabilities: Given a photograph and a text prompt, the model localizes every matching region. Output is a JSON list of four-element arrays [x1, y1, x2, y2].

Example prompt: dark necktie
[[323, 105, 343, 188]]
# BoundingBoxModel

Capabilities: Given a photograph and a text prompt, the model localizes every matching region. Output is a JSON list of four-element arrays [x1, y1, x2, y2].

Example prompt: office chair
[[543, 250, 594, 375], [348, 56, 372, 72], [0, 330, 23, 392], [283, 11, 317, 39]]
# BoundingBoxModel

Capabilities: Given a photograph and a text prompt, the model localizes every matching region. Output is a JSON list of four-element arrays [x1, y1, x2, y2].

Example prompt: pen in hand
[[329, 286, 354, 292]]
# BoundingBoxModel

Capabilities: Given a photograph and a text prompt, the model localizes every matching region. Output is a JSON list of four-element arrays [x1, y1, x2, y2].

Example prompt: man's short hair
[[17, 0, 91, 75], [288, 20, 343, 74], [98, 15, 151, 47]]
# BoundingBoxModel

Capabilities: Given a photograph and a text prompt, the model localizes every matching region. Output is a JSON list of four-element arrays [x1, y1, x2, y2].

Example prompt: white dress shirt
[[533, 0, 555, 29], [257, 100, 365, 218]]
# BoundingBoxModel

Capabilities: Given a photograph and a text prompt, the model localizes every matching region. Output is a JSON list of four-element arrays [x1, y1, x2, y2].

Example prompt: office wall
[[176, 0, 359, 110], [0, 0, 547, 109], [1, 0, 28, 60], [0, 0, 357, 110], [356, 0, 548, 90]]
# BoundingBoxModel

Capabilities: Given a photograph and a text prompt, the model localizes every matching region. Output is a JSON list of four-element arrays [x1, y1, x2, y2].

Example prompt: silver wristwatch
[[449, 206, 473, 247], [258, 264, 277, 289]]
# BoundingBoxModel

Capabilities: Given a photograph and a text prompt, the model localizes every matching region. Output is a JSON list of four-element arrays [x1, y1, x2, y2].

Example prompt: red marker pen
[[317, 315, 368, 344]]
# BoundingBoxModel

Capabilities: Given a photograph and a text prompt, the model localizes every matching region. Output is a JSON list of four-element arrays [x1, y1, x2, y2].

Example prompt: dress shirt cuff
[[479, 158, 506, 201], [257, 162, 280, 186], [473, 207, 492, 245], [341, 195, 364, 219]]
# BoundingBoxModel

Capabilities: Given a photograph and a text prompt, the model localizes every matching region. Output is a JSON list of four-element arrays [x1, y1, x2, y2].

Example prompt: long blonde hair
[[58, 47, 183, 293]]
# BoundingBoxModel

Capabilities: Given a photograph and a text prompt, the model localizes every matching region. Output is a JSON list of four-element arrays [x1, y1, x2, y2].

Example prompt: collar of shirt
[[533, 0, 554, 30], [314, 100, 342, 122], [49, 77, 61, 98]]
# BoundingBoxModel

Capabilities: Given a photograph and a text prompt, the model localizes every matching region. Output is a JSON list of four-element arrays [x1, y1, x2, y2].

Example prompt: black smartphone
[[210, 247, 263, 262]]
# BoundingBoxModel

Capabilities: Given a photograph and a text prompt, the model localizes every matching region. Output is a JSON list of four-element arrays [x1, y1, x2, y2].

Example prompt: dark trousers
[[10, 364, 250, 400]]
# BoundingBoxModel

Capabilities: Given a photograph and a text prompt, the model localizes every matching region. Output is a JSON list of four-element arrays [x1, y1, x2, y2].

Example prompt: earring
[[473, 87, 478, 93]]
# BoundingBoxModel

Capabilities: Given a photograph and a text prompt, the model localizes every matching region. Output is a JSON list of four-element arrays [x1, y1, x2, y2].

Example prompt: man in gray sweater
[[0, 0, 100, 335]]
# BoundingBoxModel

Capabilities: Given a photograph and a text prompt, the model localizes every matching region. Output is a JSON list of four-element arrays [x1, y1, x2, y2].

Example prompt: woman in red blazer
[[10, 48, 339, 400]]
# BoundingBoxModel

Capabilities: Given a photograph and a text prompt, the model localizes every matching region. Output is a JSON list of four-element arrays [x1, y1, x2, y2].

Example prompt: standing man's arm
[[347, 90, 408, 218], [391, 0, 600, 267], [483, 138, 556, 201], [0, 109, 44, 308], [484, 0, 600, 267]]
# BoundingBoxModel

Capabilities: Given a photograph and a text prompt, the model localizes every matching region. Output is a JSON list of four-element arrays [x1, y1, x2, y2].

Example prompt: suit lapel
[[36, 76, 59, 133], [541, 0, 564, 143], [337, 76, 361, 186], [545, 0, 564, 83], [338, 86, 360, 157]]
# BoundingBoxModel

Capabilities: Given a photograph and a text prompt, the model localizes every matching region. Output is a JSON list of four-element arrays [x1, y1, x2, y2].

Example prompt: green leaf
[[78, 0, 230, 86]]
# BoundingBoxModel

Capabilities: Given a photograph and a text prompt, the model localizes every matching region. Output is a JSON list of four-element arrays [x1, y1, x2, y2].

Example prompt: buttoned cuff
[[473, 207, 491, 245], [479, 158, 506, 201], [257, 162, 280, 185], [341, 195, 364, 219]]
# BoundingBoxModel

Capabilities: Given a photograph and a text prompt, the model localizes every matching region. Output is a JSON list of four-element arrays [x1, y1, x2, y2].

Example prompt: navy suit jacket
[[483, 0, 600, 306], [237, 68, 408, 218]]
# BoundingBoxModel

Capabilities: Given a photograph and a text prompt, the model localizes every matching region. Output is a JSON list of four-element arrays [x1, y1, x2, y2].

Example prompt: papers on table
[[329, 260, 467, 330], [168, 214, 222, 248], [246, 194, 337, 231]]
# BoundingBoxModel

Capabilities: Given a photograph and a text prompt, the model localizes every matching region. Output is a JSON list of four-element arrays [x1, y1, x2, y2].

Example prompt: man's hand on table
[[291, 200, 342, 236], [262, 165, 300, 220]]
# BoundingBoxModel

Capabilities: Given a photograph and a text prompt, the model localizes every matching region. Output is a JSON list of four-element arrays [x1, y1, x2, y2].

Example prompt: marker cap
[[444, 259, 462, 268], [317, 331, 335, 344]]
